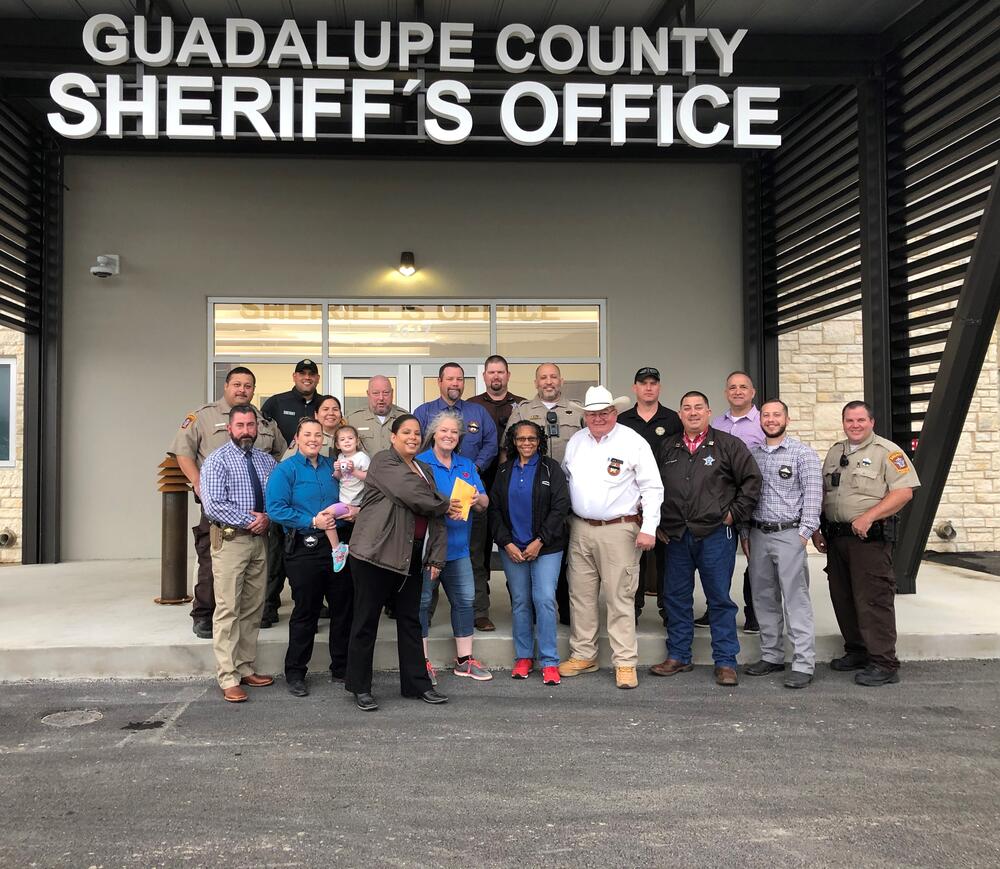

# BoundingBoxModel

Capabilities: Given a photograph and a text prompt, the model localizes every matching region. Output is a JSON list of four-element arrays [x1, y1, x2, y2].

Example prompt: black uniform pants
[[345, 541, 432, 697], [190, 508, 215, 623], [634, 539, 667, 625], [264, 523, 286, 617], [827, 536, 898, 671], [284, 527, 354, 680]]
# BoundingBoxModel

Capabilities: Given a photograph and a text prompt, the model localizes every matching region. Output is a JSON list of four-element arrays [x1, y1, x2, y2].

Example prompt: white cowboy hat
[[570, 385, 632, 414]]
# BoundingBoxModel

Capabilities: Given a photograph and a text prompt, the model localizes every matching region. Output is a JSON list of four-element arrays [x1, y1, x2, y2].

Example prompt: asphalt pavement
[[1, 660, 999, 868]]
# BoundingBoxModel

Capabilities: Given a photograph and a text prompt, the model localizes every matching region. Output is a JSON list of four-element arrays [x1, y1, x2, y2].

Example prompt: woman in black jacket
[[489, 420, 571, 686]]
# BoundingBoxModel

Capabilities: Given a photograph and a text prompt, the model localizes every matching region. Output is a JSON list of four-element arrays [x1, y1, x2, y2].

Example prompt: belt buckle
[[222, 526, 236, 541]]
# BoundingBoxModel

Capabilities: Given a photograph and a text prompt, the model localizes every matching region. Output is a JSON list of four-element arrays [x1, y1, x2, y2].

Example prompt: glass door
[[328, 363, 411, 418]]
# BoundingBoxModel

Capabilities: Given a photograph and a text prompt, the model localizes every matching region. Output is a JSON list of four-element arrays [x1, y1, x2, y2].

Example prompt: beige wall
[[62, 156, 742, 559]]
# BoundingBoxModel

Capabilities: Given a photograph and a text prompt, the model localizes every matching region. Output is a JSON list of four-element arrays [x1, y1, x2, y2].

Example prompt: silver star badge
[[704, 455, 715, 466]]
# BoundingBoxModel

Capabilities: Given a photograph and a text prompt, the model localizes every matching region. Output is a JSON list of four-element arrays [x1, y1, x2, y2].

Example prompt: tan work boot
[[615, 666, 638, 689], [558, 657, 599, 677]]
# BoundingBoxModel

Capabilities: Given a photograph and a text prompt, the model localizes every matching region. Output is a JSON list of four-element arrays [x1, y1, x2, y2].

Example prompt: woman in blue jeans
[[417, 410, 492, 682], [489, 420, 571, 686]]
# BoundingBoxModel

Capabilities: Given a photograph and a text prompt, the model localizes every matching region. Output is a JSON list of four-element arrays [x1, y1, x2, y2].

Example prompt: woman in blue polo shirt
[[417, 409, 492, 682], [265, 418, 354, 698]]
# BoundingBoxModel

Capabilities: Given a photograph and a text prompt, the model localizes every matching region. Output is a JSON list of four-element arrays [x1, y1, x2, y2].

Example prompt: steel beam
[[894, 161, 1000, 592], [857, 74, 894, 439], [742, 161, 778, 400]]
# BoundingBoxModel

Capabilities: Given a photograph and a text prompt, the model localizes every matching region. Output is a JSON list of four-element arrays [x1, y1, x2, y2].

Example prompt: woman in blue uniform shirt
[[417, 410, 493, 682], [265, 417, 354, 697]]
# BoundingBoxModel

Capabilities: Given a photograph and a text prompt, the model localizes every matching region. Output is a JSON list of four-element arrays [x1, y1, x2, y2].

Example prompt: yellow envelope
[[450, 477, 478, 521]]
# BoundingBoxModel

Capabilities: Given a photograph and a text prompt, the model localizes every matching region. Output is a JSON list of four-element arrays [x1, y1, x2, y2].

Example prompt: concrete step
[[1, 557, 999, 680]]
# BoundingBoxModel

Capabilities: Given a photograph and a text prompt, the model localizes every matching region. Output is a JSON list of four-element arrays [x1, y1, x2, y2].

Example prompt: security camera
[[90, 254, 120, 278]]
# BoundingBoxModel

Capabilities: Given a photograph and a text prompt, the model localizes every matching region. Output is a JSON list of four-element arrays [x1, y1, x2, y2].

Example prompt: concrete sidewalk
[[1, 554, 999, 680]]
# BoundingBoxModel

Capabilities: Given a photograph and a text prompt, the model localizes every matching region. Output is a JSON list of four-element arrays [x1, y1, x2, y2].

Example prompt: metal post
[[156, 457, 192, 605], [857, 74, 893, 439]]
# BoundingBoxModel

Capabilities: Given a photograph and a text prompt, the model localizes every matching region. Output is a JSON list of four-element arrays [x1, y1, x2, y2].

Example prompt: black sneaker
[[287, 678, 309, 697], [743, 614, 760, 634], [830, 653, 870, 672], [693, 612, 710, 628], [260, 610, 277, 629], [192, 620, 212, 639], [743, 659, 785, 677], [784, 671, 814, 689], [855, 665, 900, 687]]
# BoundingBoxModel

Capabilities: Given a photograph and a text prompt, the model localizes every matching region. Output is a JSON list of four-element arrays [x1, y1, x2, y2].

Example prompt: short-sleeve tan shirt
[[821, 433, 920, 522], [351, 405, 408, 457], [167, 398, 287, 468], [503, 397, 583, 465]]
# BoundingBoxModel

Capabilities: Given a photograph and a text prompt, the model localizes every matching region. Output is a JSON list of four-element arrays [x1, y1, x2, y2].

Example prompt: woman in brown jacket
[[345, 414, 456, 711]]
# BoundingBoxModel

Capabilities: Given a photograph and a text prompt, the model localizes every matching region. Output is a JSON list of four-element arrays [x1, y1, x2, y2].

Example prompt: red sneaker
[[511, 658, 533, 679], [542, 666, 561, 686]]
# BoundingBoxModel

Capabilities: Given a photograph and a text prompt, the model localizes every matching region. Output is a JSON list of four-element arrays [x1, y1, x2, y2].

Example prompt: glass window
[[507, 363, 600, 405], [328, 304, 490, 358], [343, 375, 397, 418], [213, 362, 321, 411], [214, 303, 323, 357], [496, 304, 600, 358], [0, 359, 12, 465]]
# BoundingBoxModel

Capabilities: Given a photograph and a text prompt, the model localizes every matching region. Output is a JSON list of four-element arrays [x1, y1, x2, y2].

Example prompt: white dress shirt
[[563, 423, 664, 536]]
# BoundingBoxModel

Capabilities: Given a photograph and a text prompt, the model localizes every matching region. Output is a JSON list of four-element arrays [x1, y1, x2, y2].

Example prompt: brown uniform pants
[[191, 508, 215, 623], [826, 536, 898, 671]]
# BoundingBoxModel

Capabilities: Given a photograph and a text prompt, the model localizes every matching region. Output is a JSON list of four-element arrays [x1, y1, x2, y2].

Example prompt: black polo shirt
[[617, 403, 682, 458], [261, 389, 320, 444]]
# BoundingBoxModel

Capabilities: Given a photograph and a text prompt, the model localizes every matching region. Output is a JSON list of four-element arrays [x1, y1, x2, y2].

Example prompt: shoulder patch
[[888, 451, 909, 472], [180, 413, 196, 430]]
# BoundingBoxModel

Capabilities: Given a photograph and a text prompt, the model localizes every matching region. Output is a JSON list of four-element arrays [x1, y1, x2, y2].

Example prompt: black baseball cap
[[634, 367, 660, 382], [294, 359, 319, 374]]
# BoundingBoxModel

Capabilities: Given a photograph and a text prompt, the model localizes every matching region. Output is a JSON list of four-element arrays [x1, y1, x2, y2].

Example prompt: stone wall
[[778, 311, 1000, 553], [0, 326, 23, 564]]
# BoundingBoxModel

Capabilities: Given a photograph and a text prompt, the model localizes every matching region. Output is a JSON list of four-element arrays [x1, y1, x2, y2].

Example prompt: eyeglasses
[[584, 410, 615, 420], [514, 436, 539, 443]]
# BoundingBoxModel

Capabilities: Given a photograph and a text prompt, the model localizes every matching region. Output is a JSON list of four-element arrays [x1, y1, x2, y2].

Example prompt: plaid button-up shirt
[[200, 440, 278, 528], [750, 435, 823, 539]]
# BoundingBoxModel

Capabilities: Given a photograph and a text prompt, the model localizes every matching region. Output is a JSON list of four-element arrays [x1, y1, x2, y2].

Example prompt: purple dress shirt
[[711, 405, 765, 450]]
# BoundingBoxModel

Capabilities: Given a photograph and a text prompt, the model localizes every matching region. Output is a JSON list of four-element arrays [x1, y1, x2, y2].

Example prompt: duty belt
[[211, 522, 253, 538], [750, 519, 800, 533], [823, 519, 890, 542], [580, 514, 641, 527]]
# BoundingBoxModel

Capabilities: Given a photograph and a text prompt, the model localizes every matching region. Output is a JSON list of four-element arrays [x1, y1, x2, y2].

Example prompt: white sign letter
[[165, 75, 216, 139], [134, 16, 173, 66], [677, 83, 730, 148], [82, 14, 129, 65], [563, 82, 605, 145], [226, 18, 266, 68], [47, 73, 101, 139], [351, 79, 394, 142], [176, 18, 223, 67], [267, 20, 313, 68], [221, 77, 275, 140], [500, 81, 558, 146], [497, 24, 535, 74], [440, 22, 475, 72], [425, 80, 473, 144], [355, 21, 392, 71], [539, 25, 584, 74], [301, 79, 344, 140], [734, 86, 781, 148], [106, 74, 159, 138], [707, 28, 746, 77], [610, 83, 652, 146]]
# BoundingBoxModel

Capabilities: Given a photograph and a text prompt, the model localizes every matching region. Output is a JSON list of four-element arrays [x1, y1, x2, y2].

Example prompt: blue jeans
[[664, 526, 740, 667], [419, 556, 474, 638], [500, 550, 563, 668]]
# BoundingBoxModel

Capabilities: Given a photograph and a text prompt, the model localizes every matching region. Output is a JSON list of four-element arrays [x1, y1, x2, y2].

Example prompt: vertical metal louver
[[759, 86, 863, 334], [885, 0, 1000, 448]]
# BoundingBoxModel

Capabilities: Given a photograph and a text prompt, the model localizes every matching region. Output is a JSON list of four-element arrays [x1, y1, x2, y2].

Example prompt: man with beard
[[261, 359, 322, 444], [652, 390, 761, 687], [743, 399, 822, 689], [467, 355, 526, 631], [353, 375, 409, 456], [168, 367, 286, 638], [199, 405, 279, 703], [504, 363, 585, 624]]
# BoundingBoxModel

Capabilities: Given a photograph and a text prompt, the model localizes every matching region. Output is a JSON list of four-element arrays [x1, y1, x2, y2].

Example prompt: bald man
[[352, 375, 409, 457]]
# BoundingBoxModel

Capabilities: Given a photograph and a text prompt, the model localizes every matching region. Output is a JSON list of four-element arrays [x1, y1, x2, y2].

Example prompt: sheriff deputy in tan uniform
[[167, 365, 287, 639], [813, 400, 920, 687], [351, 375, 409, 457], [503, 362, 583, 464], [503, 362, 584, 624]]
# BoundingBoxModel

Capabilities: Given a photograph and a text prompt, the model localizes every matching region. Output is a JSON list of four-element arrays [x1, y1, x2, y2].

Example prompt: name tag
[[283, 410, 296, 416]]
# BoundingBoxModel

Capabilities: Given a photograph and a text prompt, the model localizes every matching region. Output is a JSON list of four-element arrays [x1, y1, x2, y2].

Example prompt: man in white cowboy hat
[[559, 386, 664, 689]]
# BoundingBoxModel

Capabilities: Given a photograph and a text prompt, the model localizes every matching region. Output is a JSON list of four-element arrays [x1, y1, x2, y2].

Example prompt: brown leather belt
[[211, 522, 254, 538], [580, 514, 641, 527]]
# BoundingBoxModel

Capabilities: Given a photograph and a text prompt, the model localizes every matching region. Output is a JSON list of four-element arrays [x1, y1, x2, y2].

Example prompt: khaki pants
[[211, 529, 268, 689], [567, 518, 641, 667]]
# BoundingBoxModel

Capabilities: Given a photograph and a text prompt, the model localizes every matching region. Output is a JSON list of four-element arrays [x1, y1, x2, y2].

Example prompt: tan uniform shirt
[[504, 397, 583, 464], [168, 398, 287, 468], [821, 433, 920, 522], [351, 404, 408, 457]]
